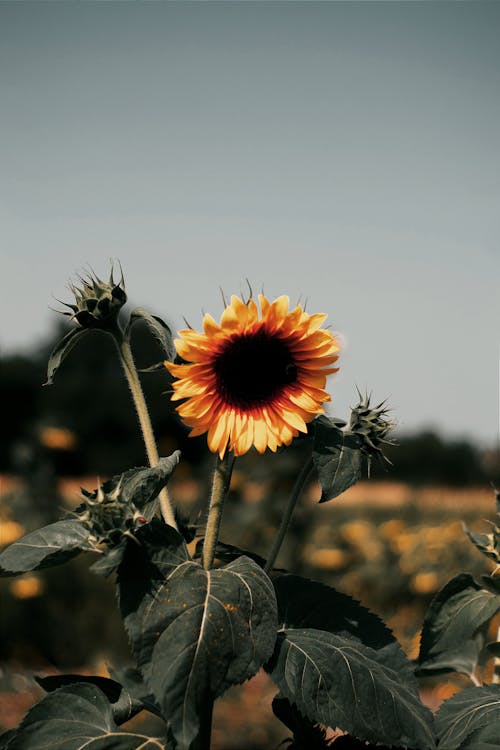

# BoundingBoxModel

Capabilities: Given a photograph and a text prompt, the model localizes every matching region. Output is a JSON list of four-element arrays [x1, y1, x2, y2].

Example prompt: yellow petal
[[265, 295, 289, 330], [253, 415, 268, 453], [220, 302, 242, 331], [203, 313, 221, 335], [288, 390, 323, 412]]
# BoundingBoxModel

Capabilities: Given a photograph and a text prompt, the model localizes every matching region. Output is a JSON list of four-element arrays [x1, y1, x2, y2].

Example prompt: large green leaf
[[35, 674, 146, 725], [312, 416, 362, 502], [0, 520, 95, 576], [458, 725, 500, 750], [44, 327, 89, 385], [7, 683, 165, 749], [273, 575, 415, 676], [266, 575, 435, 749], [118, 521, 278, 749], [416, 574, 500, 678], [435, 685, 500, 749]]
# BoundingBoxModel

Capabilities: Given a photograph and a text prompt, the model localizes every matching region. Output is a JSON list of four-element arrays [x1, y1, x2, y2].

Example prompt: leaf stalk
[[264, 456, 314, 574]]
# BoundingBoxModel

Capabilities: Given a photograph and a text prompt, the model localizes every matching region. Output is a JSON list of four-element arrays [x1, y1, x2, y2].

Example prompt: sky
[[1, 1, 499, 445]]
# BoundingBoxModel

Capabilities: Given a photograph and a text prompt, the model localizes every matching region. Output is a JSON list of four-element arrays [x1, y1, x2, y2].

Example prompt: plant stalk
[[202, 453, 235, 570], [264, 456, 314, 574], [115, 333, 178, 530]]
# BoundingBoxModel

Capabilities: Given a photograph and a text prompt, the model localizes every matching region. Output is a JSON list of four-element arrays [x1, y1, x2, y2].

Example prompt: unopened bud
[[349, 390, 395, 467], [60, 265, 126, 330]]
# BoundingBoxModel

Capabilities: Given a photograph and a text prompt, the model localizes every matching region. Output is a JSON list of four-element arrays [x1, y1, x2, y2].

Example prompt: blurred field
[[1, 472, 498, 746]]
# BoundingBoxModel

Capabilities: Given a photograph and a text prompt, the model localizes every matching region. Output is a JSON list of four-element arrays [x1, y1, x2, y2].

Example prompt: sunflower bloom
[[165, 295, 340, 458]]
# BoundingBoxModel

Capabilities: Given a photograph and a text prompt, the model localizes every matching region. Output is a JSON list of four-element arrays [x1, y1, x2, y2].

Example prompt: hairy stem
[[264, 456, 314, 574], [202, 453, 235, 570], [115, 333, 178, 530]]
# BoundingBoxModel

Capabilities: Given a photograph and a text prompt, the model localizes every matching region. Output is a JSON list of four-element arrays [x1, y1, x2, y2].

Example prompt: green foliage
[[0, 455, 180, 577], [0, 520, 95, 576], [124, 307, 175, 371], [61, 268, 128, 330], [266, 575, 435, 749], [463, 498, 500, 566], [348, 391, 394, 468], [416, 573, 500, 679], [272, 697, 335, 749], [118, 520, 278, 749], [35, 674, 147, 725], [311, 416, 363, 502], [435, 685, 500, 749], [4, 683, 165, 750], [5, 269, 500, 750], [45, 327, 90, 385]]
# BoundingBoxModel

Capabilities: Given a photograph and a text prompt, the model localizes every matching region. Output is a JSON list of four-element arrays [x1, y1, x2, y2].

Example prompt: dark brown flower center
[[213, 330, 297, 408]]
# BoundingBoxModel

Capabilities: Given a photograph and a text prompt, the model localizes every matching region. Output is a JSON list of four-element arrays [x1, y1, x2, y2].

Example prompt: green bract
[[348, 390, 395, 466], [62, 267, 127, 329]]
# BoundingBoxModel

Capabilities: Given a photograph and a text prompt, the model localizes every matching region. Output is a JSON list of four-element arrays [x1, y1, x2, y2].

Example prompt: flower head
[[61, 267, 127, 329], [348, 390, 395, 469], [76, 480, 146, 548], [165, 294, 340, 458]]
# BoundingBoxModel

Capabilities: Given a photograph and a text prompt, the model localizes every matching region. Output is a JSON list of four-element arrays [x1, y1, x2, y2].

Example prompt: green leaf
[[0, 520, 95, 576], [125, 307, 175, 370], [266, 575, 435, 749], [416, 574, 500, 678], [117, 452, 181, 516], [118, 521, 278, 750], [272, 696, 331, 749], [312, 416, 363, 502], [7, 683, 165, 749], [35, 674, 145, 725], [457, 724, 500, 750], [0, 730, 15, 749], [193, 539, 267, 569], [107, 666, 164, 721], [435, 685, 500, 749], [89, 540, 128, 577], [87, 452, 181, 522], [464, 525, 500, 564], [44, 327, 89, 385]]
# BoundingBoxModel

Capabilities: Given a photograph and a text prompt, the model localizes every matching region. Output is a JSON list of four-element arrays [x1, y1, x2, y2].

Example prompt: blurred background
[[1, 2, 500, 747]]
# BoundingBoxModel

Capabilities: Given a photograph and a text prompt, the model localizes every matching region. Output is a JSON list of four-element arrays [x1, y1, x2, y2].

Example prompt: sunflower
[[165, 295, 340, 458]]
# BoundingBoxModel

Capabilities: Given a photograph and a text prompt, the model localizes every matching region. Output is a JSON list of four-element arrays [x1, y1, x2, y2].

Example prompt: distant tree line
[[1, 323, 497, 486]]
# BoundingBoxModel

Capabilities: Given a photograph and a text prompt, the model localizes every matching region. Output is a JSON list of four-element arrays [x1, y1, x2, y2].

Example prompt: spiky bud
[[75, 479, 146, 548], [348, 391, 395, 467], [61, 266, 126, 329]]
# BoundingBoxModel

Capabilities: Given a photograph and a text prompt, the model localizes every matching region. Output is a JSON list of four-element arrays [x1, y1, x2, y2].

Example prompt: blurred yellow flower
[[10, 576, 44, 599]]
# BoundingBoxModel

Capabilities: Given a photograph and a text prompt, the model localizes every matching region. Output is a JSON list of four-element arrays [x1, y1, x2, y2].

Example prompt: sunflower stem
[[113, 332, 178, 530], [202, 453, 235, 570], [264, 456, 314, 574]]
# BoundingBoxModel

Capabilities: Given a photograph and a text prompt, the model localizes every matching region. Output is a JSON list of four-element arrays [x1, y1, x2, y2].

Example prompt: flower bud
[[75, 480, 144, 547], [61, 267, 126, 329], [349, 391, 395, 466]]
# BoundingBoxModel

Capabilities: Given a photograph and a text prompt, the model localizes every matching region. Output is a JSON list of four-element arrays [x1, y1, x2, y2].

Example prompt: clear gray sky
[[1, 1, 499, 444]]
